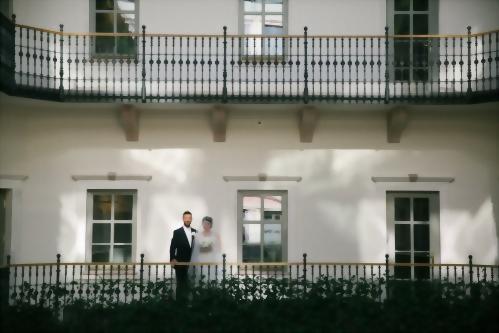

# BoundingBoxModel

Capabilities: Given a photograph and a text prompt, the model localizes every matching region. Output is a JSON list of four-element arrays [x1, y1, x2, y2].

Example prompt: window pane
[[394, 14, 410, 35], [116, 13, 136, 54], [244, 15, 262, 34], [244, 0, 263, 12], [414, 224, 430, 251], [395, 68, 410, 81], [96, 12, 114, 32], [242, 224, 261, 262], [92, 223, 111, 243], [394, 252, 411, 279], [414, 252, 430, 279], [413, 68, 428, 81], [263, 224, 281, 262], [394, 0, 410, 11], [394, 197, 410, 221], [96, 37, 115, 54], [93, 194, 112, 220], [265, 0, 283, 12], [243, 196, 261, 221], [263, 15, 283, 35], [394, 40, 410, 66], [114, 194, 133, 220], [395, 224, 411, 251], [117, 13, 136, 33], [92, 245, 110, 262], [96, 0, 114, 10], [413, 40, 429, 67], [95, 12, 115, 54], [113, 245, 132, 263], [413, 0, 429, 11], [243, 224, 261, 245], [263, 195, 282, 220], [413, 14, 429, 35], [413, 197, 429, 221], [114, 223, 132, 243], [116, 0, 135, 12]]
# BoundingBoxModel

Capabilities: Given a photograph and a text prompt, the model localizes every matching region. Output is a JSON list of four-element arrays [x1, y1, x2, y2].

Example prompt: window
[[386, 192, 440, 280], [86, 190, 136, 263], [237, 190, 287, 263], [241, 0, 287, 56], [387, 0, 438, 81], [91, 0, 139, 56]]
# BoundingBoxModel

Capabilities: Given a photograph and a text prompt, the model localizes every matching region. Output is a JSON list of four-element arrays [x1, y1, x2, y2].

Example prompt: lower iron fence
[[0, 254, 497, 310]]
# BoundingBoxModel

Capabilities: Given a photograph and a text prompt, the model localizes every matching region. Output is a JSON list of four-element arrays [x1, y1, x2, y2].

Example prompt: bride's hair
[[202, 216, 213, 226]]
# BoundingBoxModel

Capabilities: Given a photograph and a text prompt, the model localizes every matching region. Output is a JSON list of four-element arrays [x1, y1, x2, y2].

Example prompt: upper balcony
[[0, 14, 498, 105]]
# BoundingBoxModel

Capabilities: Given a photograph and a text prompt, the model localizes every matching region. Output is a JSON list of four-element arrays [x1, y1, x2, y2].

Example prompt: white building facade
[[0, 0, 498, 280]]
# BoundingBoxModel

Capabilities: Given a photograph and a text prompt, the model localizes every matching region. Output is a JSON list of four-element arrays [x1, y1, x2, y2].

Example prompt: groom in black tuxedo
[[170, 211, 196, 302]]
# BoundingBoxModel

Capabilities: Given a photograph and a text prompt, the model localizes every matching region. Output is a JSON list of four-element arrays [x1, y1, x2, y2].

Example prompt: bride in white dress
[[190, 216, 223, 284]]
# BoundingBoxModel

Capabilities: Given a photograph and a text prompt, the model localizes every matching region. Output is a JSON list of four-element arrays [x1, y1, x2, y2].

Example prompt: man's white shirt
[[183, 225, 193, 248]]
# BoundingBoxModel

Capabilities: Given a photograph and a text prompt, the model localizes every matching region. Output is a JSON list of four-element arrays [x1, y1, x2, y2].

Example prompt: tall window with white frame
[[87, 190, 136, 263], [242, 0, 287, 56], [91, 0, 138, 56], [387, 0, 438, 82], [238, 190, 287, 263], [387, 191, 440, 280]]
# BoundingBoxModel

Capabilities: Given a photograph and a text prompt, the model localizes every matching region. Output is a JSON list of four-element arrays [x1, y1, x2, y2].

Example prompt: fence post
[[468, 254, 473, 284], [385, 254, 390, 300], [222, 26, 228, 103], [384, 27, 390, 104], [141, 25, 146, 103], [0, 255, 11, 314], [222, 253, 226, 291], [466, 26, 472, 100], [54, 253, 61, 313], [58, 25, 64, 100], [139, 253, 144, 301], [302, 253, 307, 296], [303, 27, 309, 104]]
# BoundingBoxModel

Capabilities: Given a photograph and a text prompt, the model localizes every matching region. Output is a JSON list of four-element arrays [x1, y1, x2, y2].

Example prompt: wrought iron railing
[[0, 15, 498, 104], [1, 253, 497, 311]]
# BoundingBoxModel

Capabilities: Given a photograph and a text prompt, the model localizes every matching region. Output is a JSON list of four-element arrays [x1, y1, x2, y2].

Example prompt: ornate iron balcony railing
[[1, 253, 498, 310], [0, 15, 498, 104]]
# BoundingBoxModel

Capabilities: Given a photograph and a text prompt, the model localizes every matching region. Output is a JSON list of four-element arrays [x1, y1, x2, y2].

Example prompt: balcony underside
[[9, 82, 499, 105]]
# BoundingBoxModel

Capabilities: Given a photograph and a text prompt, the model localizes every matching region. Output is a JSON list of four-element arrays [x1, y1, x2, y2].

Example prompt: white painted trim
[[223, 175, 302, 182], [72, 174, 152, 182], [0, 175, 28, 181], [371, 176, 454, 183]]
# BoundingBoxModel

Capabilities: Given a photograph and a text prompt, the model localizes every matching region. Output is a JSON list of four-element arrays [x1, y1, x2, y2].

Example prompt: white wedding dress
[[190, 231, 223, 284]]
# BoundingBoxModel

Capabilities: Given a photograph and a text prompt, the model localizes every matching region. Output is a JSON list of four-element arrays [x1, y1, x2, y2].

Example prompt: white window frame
[[89, 0, 140, 57], [386, 0, 439, 82], [237, 190, 288, 263], [86, 189, 137, 263], [386, 191, 440, 279], [239, 0, 288, 57]]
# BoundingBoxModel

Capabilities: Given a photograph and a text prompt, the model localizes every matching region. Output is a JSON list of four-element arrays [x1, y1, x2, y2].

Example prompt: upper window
[[238, 190, 288, 263], [241, 0, 287, 56], [91, 0, 139, 56], [387, 0, 438, 82], [87, 190, 137, 263]]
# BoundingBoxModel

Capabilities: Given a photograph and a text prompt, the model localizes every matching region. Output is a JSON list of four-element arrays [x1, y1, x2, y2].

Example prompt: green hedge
[[2, 278, 498, 333]]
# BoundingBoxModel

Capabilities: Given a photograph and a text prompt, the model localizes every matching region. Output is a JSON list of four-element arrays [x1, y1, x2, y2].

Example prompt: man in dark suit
[[170, 211, 196, 302]]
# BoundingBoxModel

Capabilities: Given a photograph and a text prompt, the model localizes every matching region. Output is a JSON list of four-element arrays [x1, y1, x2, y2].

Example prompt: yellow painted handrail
[[13, 23, 499, 39], [2, 261, 498, 269]]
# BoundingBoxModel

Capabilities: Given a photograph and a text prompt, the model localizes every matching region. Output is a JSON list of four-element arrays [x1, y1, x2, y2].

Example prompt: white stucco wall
[[0, 96, 498, 265], [12, 0, 499, 35], [2, 0, 498, 266]]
